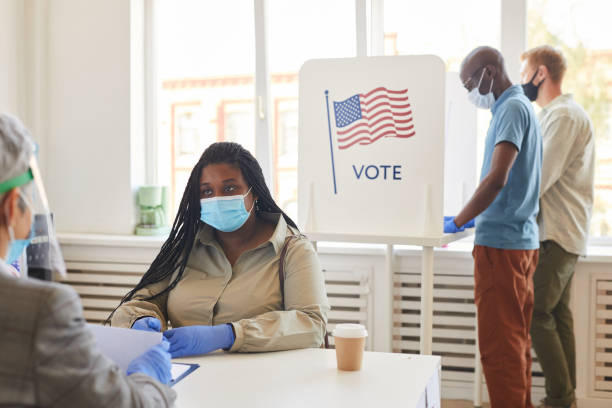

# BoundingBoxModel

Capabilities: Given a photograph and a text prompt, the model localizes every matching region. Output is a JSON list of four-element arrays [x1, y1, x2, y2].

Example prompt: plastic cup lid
[[332, 323, 368, 338]]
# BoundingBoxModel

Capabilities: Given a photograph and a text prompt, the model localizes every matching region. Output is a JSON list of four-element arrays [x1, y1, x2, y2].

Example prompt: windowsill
[[57, 232, 612, 263], [315, 237, 612, 263], [58, 232, 167, 248]]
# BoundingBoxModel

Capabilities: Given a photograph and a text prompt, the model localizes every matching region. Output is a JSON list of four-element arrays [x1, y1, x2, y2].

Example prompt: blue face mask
[[200, 188, 254, 233], [5, 221, 34, 265]]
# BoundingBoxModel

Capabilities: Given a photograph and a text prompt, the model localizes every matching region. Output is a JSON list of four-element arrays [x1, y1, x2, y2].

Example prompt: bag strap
[[278, 233, 329, 349], [278, 234, 303, 308]]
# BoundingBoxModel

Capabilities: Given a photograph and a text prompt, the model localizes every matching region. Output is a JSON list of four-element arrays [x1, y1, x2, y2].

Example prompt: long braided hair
[[106, 142, 298, 323]]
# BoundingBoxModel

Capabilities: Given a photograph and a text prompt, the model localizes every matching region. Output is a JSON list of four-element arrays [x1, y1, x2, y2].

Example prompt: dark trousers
[[531, 240, 578, 406], [473, 245, 539, 408]]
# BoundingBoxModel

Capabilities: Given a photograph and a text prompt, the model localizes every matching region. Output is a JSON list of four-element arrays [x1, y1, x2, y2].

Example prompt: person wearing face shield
[[519, 46, 594, 408], [108, 142, 329, 358], [446, 47, 542, 407], [0, 113, 176, 407]]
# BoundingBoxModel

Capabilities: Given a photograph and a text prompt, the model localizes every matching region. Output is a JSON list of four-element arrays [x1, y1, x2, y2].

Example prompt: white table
[[173, 349, 441, 408]]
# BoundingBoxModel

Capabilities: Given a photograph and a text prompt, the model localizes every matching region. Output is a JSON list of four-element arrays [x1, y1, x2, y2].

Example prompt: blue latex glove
[[126, 340, 172, 384], [131, 316, 162, 332], [464, 218, 475, 229], [163, 324, 235, 358], [444, 216, 466, 233]]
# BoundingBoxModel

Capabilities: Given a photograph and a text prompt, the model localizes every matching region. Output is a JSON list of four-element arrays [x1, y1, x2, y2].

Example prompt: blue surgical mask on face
[[467, 68, 495, 110], [200, 188, 254, 232], [5, 225, 33, 265]]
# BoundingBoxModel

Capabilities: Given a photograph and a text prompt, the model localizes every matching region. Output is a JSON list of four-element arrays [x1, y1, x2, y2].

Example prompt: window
[[384, 0, 501, 180], [268, 0, 355, 221], [528, 0, 612, 237], [171, 103, 202, 208], [155, 0, 355, 220], [383, 0, 500, 70], [156, 0, 255, 216], [274, 100, 299, 216], [223, 102, 256, 153]]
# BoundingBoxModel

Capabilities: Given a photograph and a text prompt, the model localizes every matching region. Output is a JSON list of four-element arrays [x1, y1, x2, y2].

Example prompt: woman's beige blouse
[[111, 213, 330, 352]]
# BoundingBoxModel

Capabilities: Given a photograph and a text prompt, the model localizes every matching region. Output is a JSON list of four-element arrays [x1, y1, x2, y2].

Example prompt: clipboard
[[170, 363, 200, 386]]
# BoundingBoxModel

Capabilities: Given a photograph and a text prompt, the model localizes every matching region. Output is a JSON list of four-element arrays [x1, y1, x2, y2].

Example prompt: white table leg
[[420, 246, 434, 355], [383, 244, 394, 352]]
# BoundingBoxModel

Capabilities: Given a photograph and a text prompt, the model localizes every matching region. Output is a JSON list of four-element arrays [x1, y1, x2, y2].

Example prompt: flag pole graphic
[[325, 90, 338, 194]]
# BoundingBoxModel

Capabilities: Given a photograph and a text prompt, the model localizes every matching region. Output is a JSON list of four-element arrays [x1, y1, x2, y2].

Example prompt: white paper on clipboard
[[87, 324, 163, 371]]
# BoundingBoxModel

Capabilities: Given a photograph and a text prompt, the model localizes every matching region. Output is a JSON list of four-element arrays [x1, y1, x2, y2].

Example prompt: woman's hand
[[163, 324, 235, 358], [131, 316, 162, 332]]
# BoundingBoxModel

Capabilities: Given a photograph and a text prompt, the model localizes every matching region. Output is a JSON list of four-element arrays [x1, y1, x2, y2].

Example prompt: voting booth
[[298, 55, 476, 236], [298, 55, 477, 355]]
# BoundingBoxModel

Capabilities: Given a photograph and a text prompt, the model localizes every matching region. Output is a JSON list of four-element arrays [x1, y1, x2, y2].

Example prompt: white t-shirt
[[538, 94, 595, 256]]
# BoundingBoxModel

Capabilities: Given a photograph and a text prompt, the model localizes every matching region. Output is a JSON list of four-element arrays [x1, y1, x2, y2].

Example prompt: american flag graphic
[[332, 87, 415, 150]]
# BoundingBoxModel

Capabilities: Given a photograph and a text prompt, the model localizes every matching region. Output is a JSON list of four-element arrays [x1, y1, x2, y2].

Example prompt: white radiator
[[594, 279, 612, 393], [61, 260, 374, 344], [393, 271, 545, 399], [323, 267, 374, 350], [62, 261, 147, 323]]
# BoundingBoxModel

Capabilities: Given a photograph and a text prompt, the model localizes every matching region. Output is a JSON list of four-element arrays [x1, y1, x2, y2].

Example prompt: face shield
[[1, 156, 67, 279], [25, 156, 67, 279]]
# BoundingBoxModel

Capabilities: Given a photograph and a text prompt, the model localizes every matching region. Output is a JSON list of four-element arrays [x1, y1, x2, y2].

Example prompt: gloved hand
[[444, 216, 466, 233], [126, 340, 172, 384], [163, 324, 235, 358], [131, 316, 162, 332], [464, 218, 475, 229]]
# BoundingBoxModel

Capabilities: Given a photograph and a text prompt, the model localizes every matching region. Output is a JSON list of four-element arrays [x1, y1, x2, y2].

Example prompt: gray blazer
[[0, 268, 176, 407]]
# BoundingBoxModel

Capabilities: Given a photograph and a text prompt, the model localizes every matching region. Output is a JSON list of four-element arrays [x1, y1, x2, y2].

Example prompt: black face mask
[[521, 69, 544, 102]]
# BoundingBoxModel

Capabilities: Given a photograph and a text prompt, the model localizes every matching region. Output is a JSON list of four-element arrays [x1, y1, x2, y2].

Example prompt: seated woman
[[110, 142, 329, 357]]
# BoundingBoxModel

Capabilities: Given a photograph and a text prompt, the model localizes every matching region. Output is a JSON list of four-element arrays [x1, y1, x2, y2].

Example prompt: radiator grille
[[595, 279, 612, 392], [323, 268, 373, 350], [62, 262, 146, 323], [62, 262, 373, 347], [393, 272, 545, 390]]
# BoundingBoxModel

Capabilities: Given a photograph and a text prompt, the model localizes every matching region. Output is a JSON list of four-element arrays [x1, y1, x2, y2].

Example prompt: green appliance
[[135, 186, 171, 236]]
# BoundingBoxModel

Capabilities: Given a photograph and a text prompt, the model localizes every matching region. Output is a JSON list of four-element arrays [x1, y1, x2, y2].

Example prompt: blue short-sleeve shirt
[[475, 85, 542, 250]]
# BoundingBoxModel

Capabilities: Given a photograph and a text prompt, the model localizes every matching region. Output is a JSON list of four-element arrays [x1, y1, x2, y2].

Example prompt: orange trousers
[[473, 245, 539, 408]]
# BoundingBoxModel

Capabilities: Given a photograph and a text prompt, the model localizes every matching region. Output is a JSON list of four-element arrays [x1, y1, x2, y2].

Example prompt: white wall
[[44, 0, 143, 234], [1, 0, 148, 235], [0, 0, 23, 117]]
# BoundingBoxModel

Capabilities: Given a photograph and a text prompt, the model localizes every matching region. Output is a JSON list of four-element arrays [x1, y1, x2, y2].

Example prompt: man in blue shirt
[[446, 46, 542, 407]]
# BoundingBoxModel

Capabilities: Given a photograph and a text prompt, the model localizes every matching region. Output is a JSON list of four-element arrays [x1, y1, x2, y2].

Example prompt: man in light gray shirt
[[520, 46, 595, 408]]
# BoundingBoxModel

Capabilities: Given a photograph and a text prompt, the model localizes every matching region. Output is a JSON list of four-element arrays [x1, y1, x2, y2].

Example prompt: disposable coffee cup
[[332, 323, 368, 371]]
